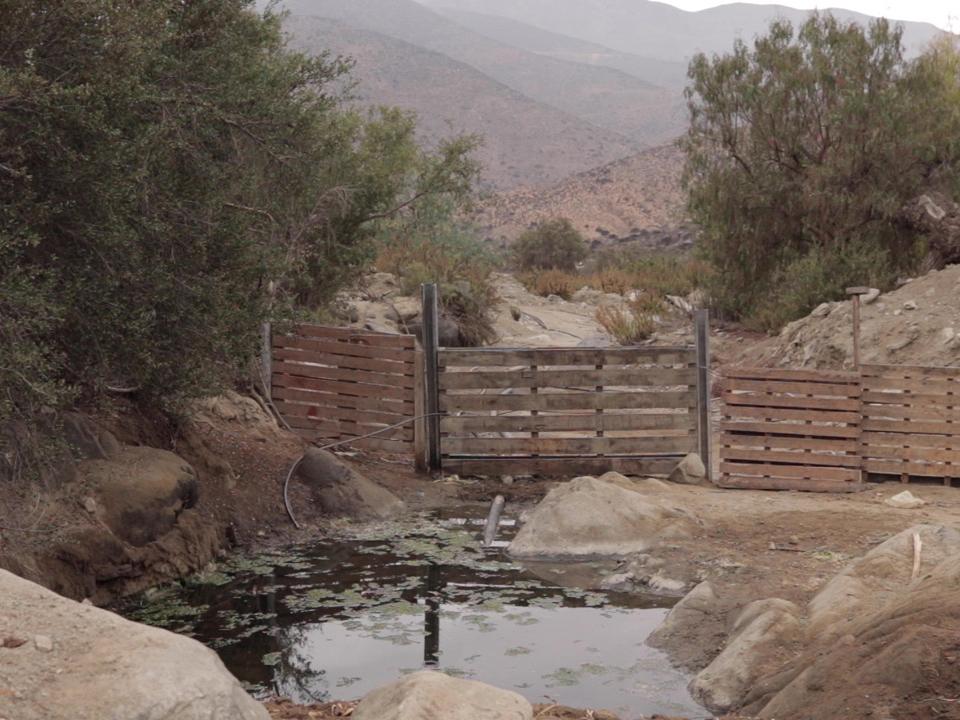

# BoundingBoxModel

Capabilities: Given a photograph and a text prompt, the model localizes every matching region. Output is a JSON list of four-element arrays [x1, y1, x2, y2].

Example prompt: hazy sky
[[666, 0, 957, 31]]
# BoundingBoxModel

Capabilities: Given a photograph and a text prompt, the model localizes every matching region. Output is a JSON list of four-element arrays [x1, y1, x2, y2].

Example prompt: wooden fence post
[[695, 310, 712, 482], [260, 321, 272, 401], [421, 283, 442, 471], [413, 345, 427, 473]]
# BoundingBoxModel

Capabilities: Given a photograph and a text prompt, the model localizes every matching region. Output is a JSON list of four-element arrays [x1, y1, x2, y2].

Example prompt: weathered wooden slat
[[291, 428, 411, 453], [272, 373, 413, 402], [441, 390, 693, 413], [861, 376, 960, 396], [722, 448, 861, 467], [273, 347, 414, 376], [861, 418, 960, 436], [291, 324, 415, 348], [724, 405, 860, 425], [719, 475, 864, 492], [283, 414, 413, 441], [863, 459, 959, 477], [860, 445, 960, 464], [272, 386, 414, 415], [860, 404, 960, 423], [725, 378, 861, 398], [438, 347, 694, 368], [723, 367, 860, 384], [720, 462, 860, 482], [723, 392, 860, 412], [273, 335, 414, 364], [441, 412, 693, 434], [721, 433, 858, 454], [272, 360, 415, 390], [442, 435, 694, 456], [439, 366, 696, 391], [720, 421, 859, 439], [862, 364, 960, 380], [861, 431, 959, 449], [861, 390, 960, 407], [441, 456, 680, 477], [274, 400, 414, 431]]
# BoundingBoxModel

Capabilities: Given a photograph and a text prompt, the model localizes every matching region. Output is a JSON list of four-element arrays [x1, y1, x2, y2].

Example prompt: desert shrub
[[594, 247, 705, 298], [595, 301, 658, 345], [588, 269, 634, 295], [513, 219, 588, 271], [522, 269, 580, 300]]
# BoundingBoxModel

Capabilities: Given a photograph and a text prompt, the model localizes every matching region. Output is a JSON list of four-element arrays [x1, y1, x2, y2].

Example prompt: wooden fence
[[719, 367, 864, 492], [861, 365, 960, 485], [437, 346, 699, 477], [271, 325, 419, 454]]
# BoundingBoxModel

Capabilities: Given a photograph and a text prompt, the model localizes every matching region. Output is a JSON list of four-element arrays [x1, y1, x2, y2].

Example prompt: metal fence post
[[695, 310, 712, 482], [421, 283, 442, 471], [260, 321, 272, 401]]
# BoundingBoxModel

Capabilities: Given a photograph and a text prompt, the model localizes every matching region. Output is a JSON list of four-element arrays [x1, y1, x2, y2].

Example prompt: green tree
[[682, 14, 960, 329], [513, 218, 588, 271]]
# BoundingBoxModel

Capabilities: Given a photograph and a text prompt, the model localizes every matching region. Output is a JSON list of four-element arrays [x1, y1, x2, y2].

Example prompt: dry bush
[[588, 268, 634, 295], [595, 301, 657, 345], [522, 269, 580, 300]]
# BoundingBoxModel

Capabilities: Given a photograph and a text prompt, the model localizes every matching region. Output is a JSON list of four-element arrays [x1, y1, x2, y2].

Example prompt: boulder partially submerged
[[508, 473, 697, 559], [297, 448, 405, 520], [0, 570, 268, 720]]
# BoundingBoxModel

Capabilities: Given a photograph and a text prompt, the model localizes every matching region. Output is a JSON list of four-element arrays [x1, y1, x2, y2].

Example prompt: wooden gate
[[861, 364, 960, 485], [437, 346, 699, 477], [271, 325, 418, 454], [719, 367, 864, 492]]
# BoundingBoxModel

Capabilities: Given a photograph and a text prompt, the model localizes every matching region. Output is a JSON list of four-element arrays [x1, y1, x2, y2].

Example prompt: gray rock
[[648, 581, 718, 648], [0, 571, 268, 720], [83, 497, 97, 514], [33, 635, 53, 652], [862, 288, 881, 304], [885, 490, 926, 509], [62, 413, 121, 461], [352, 671, 532, 720], [903, 300, 918, 310], [669, 453, 708, 486], [297, 449, 405, 520]]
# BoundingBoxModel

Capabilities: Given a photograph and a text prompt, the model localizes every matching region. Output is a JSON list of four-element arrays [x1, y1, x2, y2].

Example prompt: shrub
[[513, 219, 588, 272], [595, 301, 658, 345], [594, 248, 706, 298], [522, 269, 580, 300], [589, 269, 634, 295]]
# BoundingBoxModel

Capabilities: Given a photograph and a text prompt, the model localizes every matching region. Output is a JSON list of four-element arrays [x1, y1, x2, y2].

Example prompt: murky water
[[120, 513, 701, 719]]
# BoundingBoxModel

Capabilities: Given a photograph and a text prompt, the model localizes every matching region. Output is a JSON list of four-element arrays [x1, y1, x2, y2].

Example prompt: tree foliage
[[682, 14, 960, 329], [0, 0, 478, 427], [513, 218, 588, 272]]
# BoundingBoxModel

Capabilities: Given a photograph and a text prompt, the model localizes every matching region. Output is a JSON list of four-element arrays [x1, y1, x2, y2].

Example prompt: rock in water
[[507, 473, 696, 559], [352, 671, 533, 720], [297, 448, 405, 519], [668, 453, 708, 486], [0, 570, 268, 720]]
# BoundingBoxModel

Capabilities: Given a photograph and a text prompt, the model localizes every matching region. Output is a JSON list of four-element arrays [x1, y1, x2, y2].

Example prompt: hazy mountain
[[285, 17, 638, 189], [277, 0, 685, 146], [430, 6, 689, 89], [419, 0, 946, 62]]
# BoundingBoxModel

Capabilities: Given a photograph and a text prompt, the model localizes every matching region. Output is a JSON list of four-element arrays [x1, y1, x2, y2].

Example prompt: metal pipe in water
[[483, 495, 506, 547]]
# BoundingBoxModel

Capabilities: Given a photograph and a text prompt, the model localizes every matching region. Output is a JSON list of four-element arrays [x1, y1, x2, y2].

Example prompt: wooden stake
[[695, 310, 712, 483], [422, 283, 442, 471], [846, 287, 870, 370]]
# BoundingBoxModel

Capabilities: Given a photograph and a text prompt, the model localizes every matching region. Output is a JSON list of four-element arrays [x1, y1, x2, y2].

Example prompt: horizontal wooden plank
[[720, 433, 858, 454], [726, 378, 861, 399], [275, 400, 414, 432], [283, 414, 413, 441], [439, 347, 694, 368], [441, 390, 694, 413], [861, 431, 959, 449], [273, 347, 415, 377], [723, 367, 860, 384], [862, 364, 960, 380], [290, 324, 415, 348], [720, 462, 860, 483], [272, 373, 413, 402], [291, 428, 411, 454], [719, 475, 864, 493], [860, 445, 960, 464], [722, 448, 861, 467], [724, 405, 860, 425], [861, 404, 960, 423], [440, 366, 696, 391], [861, 418, 960, 436], [272, 386, 414, 415], [273, 360, 415, 391], [273, 335, 414, 364], [861, 376, 960, 396], [720, 421, 859, 439], [441, 456, 681, 478], [724, 392, 860, 412], [441, 412, 693, 434], [862, 390, 960, 407], [442, 435, 694, 456], [863, 459, 960, 478]]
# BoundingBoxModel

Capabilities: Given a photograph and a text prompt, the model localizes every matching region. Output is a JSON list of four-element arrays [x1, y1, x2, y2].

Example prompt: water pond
[[121, 513, 701, 719]]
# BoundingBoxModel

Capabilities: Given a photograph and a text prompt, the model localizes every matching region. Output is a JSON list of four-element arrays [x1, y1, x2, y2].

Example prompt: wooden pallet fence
[[271, 325, 417, 454], [437, 346, 698, 477], [719, 367, 864, 492], [861, 364, 960, 485]]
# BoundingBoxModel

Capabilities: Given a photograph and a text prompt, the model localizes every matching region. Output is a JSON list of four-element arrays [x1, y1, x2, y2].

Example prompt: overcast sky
[[665, 0, 956, 31]]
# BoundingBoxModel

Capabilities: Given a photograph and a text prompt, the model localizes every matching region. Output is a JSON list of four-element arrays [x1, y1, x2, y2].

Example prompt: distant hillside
[[278, 0, 684, 147], [285, 17, 637, 190], [473, 144, 687, 246], [431, 6, 690, 90], [421, 0, 946, 62]]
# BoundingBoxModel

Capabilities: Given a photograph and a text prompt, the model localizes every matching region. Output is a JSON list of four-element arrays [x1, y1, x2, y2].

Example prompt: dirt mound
[[734, 264, 960, 370]]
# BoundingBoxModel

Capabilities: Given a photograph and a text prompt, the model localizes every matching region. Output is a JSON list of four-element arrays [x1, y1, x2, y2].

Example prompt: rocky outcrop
[[297, 448, 405, 520], [0, 570, 268, 720], [508, 473, 697, 559], [352, 671, 533, 720]]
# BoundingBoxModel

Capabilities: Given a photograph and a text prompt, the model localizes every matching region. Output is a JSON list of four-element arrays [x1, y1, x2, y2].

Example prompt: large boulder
[[0, 570, 268, 720], [508, 473, 697, 559], [352, 671, 533, 720], [297, 448, 405, 520]]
